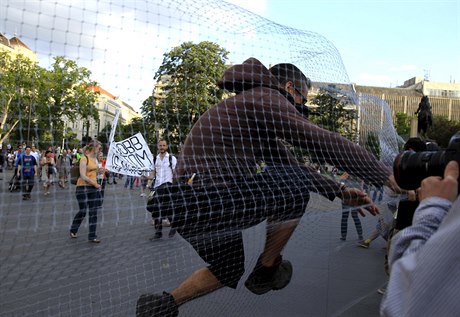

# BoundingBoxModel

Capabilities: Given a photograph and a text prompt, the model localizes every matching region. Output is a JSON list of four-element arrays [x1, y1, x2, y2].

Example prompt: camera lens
[[393, 150, 447, 190]]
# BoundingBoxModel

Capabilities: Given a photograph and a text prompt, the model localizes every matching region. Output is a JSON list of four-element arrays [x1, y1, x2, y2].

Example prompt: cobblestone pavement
[[0, 169, 387, 317]]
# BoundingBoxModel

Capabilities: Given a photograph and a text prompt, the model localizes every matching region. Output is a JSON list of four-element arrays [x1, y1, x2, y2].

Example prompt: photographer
[[380, 160, 460, 317]]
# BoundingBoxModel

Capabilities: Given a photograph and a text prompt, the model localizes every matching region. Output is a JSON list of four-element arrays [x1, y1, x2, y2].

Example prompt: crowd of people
[[2, 144, 85, 199]]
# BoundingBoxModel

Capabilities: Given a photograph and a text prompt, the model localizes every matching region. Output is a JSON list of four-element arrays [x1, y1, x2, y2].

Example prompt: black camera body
[[393, 131, 460, 190]]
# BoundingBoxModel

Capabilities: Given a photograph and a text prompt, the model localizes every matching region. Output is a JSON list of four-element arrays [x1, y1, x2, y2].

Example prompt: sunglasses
[[294, 87, 308, 105]]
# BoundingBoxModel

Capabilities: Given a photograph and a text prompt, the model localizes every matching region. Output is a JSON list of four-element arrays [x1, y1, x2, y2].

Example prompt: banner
[[106, 132, 154, 176]]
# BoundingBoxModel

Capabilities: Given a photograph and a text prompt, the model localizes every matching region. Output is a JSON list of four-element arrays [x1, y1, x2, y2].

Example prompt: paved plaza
[[0, 168, 387, 317]]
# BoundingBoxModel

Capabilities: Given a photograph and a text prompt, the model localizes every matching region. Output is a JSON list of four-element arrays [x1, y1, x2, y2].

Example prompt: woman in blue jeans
[[339, 172, 364, 241], [70, 140, 103, 243]]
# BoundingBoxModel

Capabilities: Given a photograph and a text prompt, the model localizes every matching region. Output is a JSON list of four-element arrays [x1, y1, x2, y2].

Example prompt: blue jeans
[[71, 186, 101, 240], [21, 174, 35, 195], [124, 175, 134, 189], [341, 205, 363, 240]]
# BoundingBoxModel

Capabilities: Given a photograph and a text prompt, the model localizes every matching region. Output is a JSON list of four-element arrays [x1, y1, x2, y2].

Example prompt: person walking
[[339, 172, 364, 241], [151, 139, 177, 239], [124, 175, 135, 190], [57, 149, 72, 189], [69, 140, 103, 243], [16, 145, 38, 200], [40, 150, 56, 196]]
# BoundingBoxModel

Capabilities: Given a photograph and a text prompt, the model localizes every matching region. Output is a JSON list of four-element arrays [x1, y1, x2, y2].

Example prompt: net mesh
[[1, 0, 403, 316]]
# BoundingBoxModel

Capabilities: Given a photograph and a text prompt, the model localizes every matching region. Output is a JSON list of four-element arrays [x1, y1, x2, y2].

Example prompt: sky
[[231, 0, 460, 87], [1, 0, 459, 111]]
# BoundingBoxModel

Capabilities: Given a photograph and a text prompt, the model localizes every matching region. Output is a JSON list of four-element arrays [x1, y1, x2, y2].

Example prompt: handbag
[[48, 165, 57, 175], [146, 182, 191, 218], [70, 155, 88, 185]]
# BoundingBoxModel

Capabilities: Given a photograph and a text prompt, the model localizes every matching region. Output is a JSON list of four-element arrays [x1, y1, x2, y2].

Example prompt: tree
[[287, 86, 358, 167], [394, 112, 411, 138], [364, 132, 381, 160], [1, 51, 100, 148], [0, 51, 41, 145], [141, 41, 229, 152], [310, 86, 358, 143], [36, 56, 100, 145], [427, 115, 460, 148], [98, 117, 151, 153]]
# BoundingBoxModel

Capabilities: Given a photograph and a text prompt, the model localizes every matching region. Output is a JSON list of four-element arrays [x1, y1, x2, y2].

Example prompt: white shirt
[[30, 150, 40, 162], [153, 152, 176, 188]]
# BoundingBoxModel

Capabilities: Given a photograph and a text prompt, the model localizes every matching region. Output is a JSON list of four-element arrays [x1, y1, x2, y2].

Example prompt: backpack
[[153, 154, 173, 170], [70, 155, 88, 185]]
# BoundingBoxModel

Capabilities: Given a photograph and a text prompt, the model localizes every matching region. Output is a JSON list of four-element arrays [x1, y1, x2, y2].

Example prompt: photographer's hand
[[418, 160, 459, 202]]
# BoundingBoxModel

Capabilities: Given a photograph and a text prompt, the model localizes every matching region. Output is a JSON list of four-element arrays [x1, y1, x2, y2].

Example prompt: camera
[[393, 131, 460, 190]]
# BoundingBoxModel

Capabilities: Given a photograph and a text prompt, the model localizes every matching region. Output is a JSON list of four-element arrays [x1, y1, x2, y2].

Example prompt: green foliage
[[291, 86, 358, 166], [98, 117, 152, 153], [310, 86, 358, 142], [394, 112, 411, 137], [141, 41, 229, 152], [426, 115, 460, 148], [0, 51, 41, 144], [0, 51, 99, 148], [365, 132, 381, 160], [36, 56, 100, 144]]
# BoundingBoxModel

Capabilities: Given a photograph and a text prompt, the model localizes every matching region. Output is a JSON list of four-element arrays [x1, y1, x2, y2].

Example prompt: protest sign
[[106, 132, 154, 176]]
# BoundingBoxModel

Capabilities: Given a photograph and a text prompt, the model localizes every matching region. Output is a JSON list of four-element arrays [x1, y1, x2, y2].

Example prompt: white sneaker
[[140, 193, 146, 197]]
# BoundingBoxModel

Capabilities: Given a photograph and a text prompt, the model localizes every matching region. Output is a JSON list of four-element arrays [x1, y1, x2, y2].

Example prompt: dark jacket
[[176, 57, 390, 199]]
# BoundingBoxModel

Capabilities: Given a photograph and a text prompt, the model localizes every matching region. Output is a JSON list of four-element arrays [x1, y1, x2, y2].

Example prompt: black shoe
[[168, 229, 176, 238], [244, 258, 293, 295], [88, 238, 101, 243], [150, 231, 163, 241], [136, 292, 178, 317]]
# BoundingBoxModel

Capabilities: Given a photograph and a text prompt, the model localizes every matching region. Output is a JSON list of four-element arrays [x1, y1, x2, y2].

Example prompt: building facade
[[75, 86, 141, 141], [0, 33, 38, 62], [401, 76, 460, 98]]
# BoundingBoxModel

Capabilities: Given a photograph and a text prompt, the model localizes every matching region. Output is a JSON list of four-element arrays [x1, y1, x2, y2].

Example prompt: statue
[[415, 95, 433, 136]]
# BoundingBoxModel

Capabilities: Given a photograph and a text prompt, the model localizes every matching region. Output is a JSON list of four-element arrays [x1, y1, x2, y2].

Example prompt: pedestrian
[[124, 175, 134, 190], [40, 150, 56, 196], [57, 149, 72, 188], [358, 215, 392, 248], [150, 139, 177, 239], [136, 58, 400, 316], [339, 172, 364, 241], [16, 145, 38, 200], [97, 151, 108, 201], [0, 145, 4, 178], [69, 140, 103, 243]]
